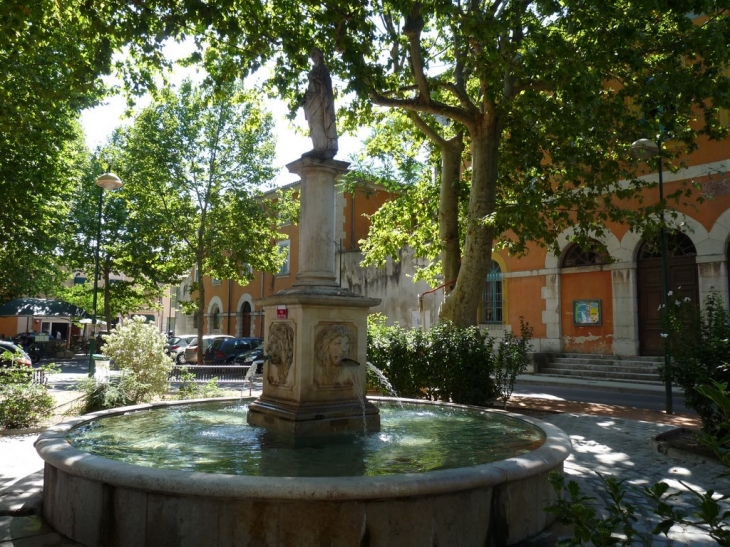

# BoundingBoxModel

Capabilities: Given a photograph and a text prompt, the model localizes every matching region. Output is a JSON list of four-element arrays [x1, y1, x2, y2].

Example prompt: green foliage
[[0, 365, 54, 429], [666, 290, 730, 437], [548, 470, 730, 547], [494, 319, 533, 409], [175, 367, 225, 400], [100, 315, 173, 400], [647, 480, 730, 546], [0, 365, 33, 385], [696, 380, 730, 471], [76, 374, 143, 414], [0, 382, 55, 430], [546, 472, 646, 547], [367, 315, 531, 406]]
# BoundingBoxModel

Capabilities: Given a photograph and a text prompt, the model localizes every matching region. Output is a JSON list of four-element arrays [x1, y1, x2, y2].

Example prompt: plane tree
[[118, 80, 285, 362], [241, 0, 730, 326], [58, 144, 170, 329]]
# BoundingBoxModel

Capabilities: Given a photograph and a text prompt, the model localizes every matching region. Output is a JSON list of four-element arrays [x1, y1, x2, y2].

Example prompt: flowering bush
[[100, 315, 173, 401]]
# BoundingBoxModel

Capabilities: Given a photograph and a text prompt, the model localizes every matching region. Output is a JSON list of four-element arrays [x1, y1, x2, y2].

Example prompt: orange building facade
[[493, 136, 729, 356], [175, 183, 439, 338], [181, 133, 728, 359]]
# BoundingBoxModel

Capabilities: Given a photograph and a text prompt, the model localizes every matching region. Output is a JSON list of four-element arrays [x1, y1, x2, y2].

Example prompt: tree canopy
[[250, 0, 730, 325], [118, 80, 285, 359], [2, 0, 728, 329]]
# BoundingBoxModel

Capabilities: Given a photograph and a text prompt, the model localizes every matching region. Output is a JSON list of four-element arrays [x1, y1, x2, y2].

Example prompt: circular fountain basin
[[35, 397, 571, 547]]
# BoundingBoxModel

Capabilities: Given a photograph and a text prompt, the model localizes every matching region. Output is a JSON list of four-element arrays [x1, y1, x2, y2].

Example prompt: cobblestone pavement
[[539, 412, 730, 547]]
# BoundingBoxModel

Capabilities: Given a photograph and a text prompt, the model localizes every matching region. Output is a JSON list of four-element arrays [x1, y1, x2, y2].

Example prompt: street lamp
[[88, 172, 123, 377], [630, 137, 673, 414]]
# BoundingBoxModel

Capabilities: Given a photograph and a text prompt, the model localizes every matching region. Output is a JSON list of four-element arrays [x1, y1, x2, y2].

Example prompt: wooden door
[[637, 256, 698, 355]]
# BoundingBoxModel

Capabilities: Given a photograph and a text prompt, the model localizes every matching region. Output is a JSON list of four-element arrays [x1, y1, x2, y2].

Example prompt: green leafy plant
[[175, 367, 224, 400], [695, 380, 730, 471], [367, 315, 531, 406], [76, 315, 173, 411], [665, 290, 730, 437], [546, 379, 730, 547], [494, 318, 533, 409], [100, 315, 173, 399], [546, 472, 645, 547], [0, 365, 55, 429], [645, 481, 730, 546], [0, 383, 55, 429], [75, 375, 143, 413]]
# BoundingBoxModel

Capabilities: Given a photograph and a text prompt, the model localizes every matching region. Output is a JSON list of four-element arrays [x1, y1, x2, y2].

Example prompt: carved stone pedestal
[[247, 157, 381, 435], [247, 290, 381, 435]]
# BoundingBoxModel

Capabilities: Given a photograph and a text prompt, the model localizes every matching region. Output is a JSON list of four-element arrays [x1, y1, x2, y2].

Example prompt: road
[[513, 381, 694, 414], [42, 355, 697, 415]]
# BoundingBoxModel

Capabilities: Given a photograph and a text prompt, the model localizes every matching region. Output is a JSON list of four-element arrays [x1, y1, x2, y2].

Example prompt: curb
[[649, 427, 720, 465]]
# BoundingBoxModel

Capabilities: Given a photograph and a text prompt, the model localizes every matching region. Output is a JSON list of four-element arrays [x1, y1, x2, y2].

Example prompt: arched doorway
[[240, 302, 251, 338], [637, 232, 698, 355]]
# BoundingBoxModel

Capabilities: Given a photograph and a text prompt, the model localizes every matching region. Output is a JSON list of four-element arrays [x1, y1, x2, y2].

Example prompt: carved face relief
[[266, 322, 294, 386], [314, 323, 355, 386]]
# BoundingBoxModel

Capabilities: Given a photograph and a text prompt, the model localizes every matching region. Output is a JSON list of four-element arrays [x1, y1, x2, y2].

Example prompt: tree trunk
[[439, 115, 499, 327], [439, 135, 463, 294]]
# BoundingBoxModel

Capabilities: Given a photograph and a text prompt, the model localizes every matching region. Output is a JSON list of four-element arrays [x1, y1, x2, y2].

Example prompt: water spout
[[340, 357, 360, 367]]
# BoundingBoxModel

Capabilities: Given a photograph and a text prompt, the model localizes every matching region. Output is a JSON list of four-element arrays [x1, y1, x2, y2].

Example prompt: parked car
[[0, 340, 33, 367], [234, 346, 266, 374], [183, 335, 234, 364], [167, 335, 197, 364], [203, 337, 263, 365]]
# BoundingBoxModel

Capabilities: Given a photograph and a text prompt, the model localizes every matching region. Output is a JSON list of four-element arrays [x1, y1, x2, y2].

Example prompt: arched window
[[562, 240, 609, 268], [638, 232, 696, 259], [482, 261, 503, 324]]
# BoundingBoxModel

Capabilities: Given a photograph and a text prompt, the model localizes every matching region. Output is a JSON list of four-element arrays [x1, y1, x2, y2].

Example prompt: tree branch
[[403, 2, 431, 105]]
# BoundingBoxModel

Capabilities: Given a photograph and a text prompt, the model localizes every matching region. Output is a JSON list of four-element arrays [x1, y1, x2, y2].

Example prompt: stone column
[[249, 156, 381, 435], [286, 157, 350, 288]]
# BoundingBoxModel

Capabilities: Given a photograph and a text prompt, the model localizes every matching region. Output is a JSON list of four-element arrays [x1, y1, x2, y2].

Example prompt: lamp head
[[630, 138, 659, 160], [95, 172, 123, 190]]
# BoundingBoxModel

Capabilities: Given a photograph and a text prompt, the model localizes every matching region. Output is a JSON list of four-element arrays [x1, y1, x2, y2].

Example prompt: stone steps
[[536, 353, 664, 385]]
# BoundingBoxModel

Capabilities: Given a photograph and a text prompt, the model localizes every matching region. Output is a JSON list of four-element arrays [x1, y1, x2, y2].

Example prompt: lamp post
[[88, 172, 124, 377], [630, 137, 673, 414]]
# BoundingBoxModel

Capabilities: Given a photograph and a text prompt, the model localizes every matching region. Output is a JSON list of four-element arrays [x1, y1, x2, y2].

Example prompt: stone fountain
[[248, 47, 380, 435], [34, 49, 571, 547]]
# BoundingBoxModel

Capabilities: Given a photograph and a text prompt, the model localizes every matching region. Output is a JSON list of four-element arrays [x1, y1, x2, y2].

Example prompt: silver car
[[168, 335, 197, 364]]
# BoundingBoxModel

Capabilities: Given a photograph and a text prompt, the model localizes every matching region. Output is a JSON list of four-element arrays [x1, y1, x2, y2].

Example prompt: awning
[[0, 298, 88, 318]]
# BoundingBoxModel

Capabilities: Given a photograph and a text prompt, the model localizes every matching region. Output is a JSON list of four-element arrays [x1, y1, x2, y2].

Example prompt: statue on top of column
[[302, 47, 338, 160]]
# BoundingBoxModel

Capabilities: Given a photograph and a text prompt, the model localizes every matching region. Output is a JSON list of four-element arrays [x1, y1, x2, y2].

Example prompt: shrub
[[494, 319, 533, 409], [76, 373, 146, 413], [0, 367, 54, 429], [76, 316, 173, 412], [368, 315, 532, 406], [101, 315, 173, 400], [175, 366, 224, 400], [546, 384, 730, 547], [666, 290, 730, 437]]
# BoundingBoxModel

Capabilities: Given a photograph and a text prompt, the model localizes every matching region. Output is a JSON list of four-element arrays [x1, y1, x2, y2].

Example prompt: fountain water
[[35, 51, 571, 546], [37, 397, 569, 546]]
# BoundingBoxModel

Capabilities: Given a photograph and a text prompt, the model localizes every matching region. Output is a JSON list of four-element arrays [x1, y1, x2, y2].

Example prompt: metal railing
[[169, 364, 252, 383]]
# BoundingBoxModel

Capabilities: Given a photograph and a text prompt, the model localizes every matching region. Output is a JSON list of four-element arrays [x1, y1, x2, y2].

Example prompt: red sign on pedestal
[[276, 306, 287, 319]]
